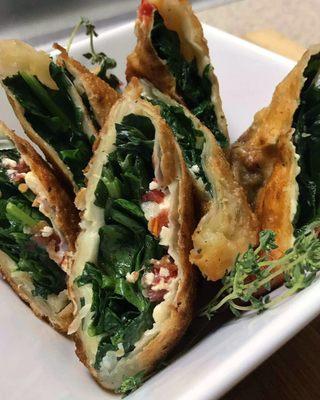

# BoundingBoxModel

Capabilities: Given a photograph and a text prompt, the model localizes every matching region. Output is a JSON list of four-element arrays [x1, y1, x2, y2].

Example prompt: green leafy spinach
[[146, 97, 213, 196], [3, 62, 93, 187], [0, 150, 66, 298], [151, 10, 228, 148], [76, 114, 167, 369], [292, 53, 320, 231]]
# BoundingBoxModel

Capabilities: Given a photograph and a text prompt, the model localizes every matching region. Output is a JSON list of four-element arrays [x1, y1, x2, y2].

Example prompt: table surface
[[197, 0, 320, 48], [197, 1, 320, 399]]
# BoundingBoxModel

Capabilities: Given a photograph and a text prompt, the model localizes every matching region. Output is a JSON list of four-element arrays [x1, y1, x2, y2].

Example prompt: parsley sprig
[[66, 17, 120, 90], [202, 220, 320, 318]]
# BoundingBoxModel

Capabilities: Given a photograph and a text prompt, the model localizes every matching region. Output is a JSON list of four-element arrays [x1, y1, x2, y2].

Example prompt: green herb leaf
[[116, 371, 145, 396], [202, 221, 320, 318], [67, 17, 120, 90]]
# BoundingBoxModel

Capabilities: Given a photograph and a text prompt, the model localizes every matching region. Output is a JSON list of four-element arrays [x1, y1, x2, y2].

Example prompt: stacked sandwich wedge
[[63, 0, 258, 391], [127, 0, 229, 148], [0, 40, 120, 193], [69, 81, 196, 388], [0, 38, 120, 332], [68, 77, 257, 389], [0, 121, 78, 332], [231, 46, 320, 287]]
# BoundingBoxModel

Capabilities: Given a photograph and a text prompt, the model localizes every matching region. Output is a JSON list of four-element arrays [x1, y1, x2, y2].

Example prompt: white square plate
[[1, 21, 319, 400]]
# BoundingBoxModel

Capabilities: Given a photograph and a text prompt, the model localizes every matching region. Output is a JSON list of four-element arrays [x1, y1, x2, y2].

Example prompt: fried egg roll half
[[125, 78, 257, 281], [126, 0, 229, 148], [231, 46, 320, 286], [0, 40, 119, 192], [0, 121, 79, 332], [69, 87, 195, 390]]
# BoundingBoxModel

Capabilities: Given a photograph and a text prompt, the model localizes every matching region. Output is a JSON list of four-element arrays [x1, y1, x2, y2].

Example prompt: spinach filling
[[292, 53, 320, 231], [75, 114, 167, 369], [3, 62, 93, 187], [150, 10, 228, 148], [145, 97, 213, 196], [0, 146, 66, 299]]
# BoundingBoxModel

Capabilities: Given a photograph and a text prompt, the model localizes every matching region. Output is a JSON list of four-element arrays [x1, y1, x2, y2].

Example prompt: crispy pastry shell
[[126, 0, 228, 142], [130, 77, 258, 281], [0, 121, 79, 332], [54, 43, 120, 129], [231, 46, 320, 260], [0, 39, 119, 193], [69, 82, 196, 390]]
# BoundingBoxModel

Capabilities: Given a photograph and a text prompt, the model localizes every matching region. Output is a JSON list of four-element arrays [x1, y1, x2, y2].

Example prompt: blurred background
[[1, 0, 318, 55], [0, 0, 232, 45]]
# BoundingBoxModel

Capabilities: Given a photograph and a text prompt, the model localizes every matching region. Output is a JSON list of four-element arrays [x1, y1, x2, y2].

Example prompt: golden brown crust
[[255, 136, 297, 255], [0, 121, 77, 332], [231, 46, 320, 255], [70, 81, 196, 390], [126, 0, 228, 141], [131, 94, 196, 376], [189, 124, 258, 281], [230, 46, 320, 286], [0, 122, 80, 251], [231, 46, 320, 204], [131, 77, 258, 281], [54, 44, 120, 128]]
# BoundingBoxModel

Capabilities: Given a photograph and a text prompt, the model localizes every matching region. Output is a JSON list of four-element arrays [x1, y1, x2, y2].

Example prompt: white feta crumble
[[190, 164, 200, 174], [41, 225, 54, 237], [1, 158, 17, 168], [125, 271, 139, 283], [149, 180, 159, 190], [159, 267, 170, 277], [159, 226, 171, 247], [144, 272, 155, 286], [141, 201, 160, 221]]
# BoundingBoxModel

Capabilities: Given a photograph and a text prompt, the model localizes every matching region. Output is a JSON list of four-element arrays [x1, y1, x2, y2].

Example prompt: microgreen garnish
[[116, 371, 145, 396], [202, 221, 320, 319], [67, 17, 120, 90]]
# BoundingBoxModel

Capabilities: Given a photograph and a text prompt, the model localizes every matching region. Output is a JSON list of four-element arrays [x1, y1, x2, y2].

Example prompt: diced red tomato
[[147, 289, 167, 302], [138, 0, 155, 19], [144, 256, 178, 302], [142, 189, 165, 204], [153, 256, 178, 283], [148, 209, 169, 237], [16, 159, 29, 173]]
